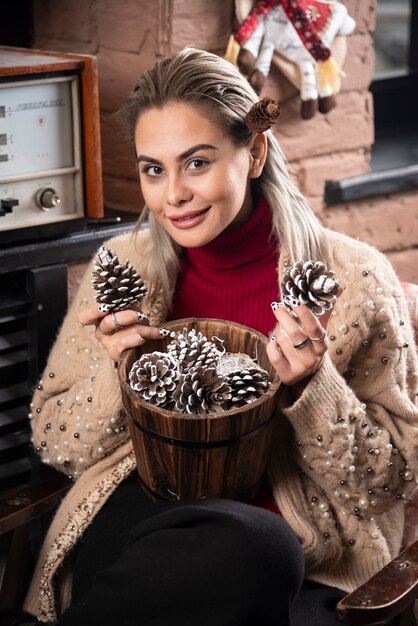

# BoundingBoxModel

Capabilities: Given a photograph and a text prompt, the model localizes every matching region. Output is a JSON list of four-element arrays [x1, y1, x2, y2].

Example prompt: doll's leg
[[318, 91, 337, 115], [237, 21, 265, 77], [249, 40, 276, 93], [317, 80, 337, 115], [253, 39, 275, 79], [298, 61, 318, 119]]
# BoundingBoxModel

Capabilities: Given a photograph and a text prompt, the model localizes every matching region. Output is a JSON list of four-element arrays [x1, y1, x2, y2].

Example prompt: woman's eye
[[141, 165, 163, 177], [187, 159, 207, 171]]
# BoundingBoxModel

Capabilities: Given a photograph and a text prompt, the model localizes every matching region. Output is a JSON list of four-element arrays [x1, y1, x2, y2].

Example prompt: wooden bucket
[[118, 318, 282, 502]]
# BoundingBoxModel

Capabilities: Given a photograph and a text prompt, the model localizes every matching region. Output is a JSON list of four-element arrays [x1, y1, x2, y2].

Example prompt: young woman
[[23, 48, 417, 626]]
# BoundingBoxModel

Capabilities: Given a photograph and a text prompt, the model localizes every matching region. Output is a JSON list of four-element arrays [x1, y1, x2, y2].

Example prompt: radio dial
[[36, 187, 61, 211]]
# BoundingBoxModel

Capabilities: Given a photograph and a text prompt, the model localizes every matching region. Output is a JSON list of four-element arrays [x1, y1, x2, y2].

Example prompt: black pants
[[55, 479, 345, 626]]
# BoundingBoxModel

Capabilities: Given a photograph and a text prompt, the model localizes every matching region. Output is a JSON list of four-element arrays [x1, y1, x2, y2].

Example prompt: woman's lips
[[167, 206, 211, 229]]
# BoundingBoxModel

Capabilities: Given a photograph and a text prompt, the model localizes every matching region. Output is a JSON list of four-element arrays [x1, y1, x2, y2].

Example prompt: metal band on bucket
[[126, 411, 275, 449]]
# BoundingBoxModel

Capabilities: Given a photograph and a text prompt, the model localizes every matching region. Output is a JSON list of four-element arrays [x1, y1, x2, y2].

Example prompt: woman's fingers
[[270, 304, 310, 352], [318, 306, 334, 330], [267, 332, 306, 384], [289, 304, 330, 352], [79, 304, 168, 361], [268, 328, 312, 376], [79, 305, 152, 335], [94, 324, 167, 362], [271, 303, 329, 352], [96, 309, 149, 335], [78, 304, 108, 326], [268, 302, 330, 385], [94, 322, 162, 343], [107, 333, 146, 362]]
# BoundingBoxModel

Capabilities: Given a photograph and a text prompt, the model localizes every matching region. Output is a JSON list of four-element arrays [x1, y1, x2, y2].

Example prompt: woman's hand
[[266, 302, 334, 393], [78, 305, 168, 362]]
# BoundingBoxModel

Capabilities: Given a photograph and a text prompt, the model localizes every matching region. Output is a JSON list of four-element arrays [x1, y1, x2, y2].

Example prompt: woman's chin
[[171, 232, 217, 248]]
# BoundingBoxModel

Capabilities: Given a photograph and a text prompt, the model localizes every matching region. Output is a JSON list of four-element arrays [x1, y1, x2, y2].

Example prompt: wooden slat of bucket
[[118, 318, 282, 501]]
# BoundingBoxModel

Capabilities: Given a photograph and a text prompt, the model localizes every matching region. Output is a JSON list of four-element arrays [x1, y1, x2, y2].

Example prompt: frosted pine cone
[[173, 366, 231, 415], [225, 367, 271, 408], [129, 352, 179, 407], [167, 329, 222, 371], [92, 246, 147, 312], [281, 260, 339, 316]]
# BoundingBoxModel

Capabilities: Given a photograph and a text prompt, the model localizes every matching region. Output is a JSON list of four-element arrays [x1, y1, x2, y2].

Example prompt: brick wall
[[33, 0, 418, 286]]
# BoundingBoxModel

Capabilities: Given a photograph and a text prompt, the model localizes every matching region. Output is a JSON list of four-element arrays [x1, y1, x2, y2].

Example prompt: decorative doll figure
[[234, 0, 356, 119]]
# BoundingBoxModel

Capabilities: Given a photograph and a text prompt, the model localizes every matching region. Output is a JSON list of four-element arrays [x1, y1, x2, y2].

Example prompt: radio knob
[[36, 187, 61, 211], [0, 197, 19, 215]]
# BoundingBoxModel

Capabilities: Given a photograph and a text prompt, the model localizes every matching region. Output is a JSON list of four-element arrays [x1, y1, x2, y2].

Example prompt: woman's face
[[134, 102, 256, 248]]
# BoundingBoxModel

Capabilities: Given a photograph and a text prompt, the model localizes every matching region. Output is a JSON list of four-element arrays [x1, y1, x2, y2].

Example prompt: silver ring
[[288, 309, 299, 320], [111, 311, 123, 331], [98, 325, 114, 335], [293, 337, 309, 349], [309, 331, 327, 343]]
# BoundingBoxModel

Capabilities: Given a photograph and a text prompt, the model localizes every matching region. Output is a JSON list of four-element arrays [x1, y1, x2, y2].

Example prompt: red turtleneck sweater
[[168, 197, 280, 337], [168, 197, 281, 514]]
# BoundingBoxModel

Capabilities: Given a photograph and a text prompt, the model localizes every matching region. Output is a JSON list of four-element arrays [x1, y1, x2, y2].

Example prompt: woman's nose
[[165, 174, 192, 207]]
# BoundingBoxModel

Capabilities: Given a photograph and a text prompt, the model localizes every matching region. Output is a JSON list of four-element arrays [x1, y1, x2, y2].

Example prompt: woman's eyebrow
[[136, 154, 162, 164], [136, 144, 218, 164], [177, 144, 218, 161]]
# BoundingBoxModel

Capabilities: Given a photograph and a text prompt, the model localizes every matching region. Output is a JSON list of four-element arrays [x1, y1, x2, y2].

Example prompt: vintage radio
[[0, 46, 103, 245]]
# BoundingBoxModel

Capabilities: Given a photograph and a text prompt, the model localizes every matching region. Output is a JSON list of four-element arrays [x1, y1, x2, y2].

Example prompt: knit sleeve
[[281, 254, 418, 517], [30, 237, 139, 479]]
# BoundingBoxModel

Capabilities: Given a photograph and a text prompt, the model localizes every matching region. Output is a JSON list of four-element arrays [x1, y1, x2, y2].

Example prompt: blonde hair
[[117, 47, 324, 301]]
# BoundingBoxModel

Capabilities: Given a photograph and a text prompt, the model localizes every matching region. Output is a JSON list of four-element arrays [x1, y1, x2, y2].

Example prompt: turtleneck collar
[[182, 197, 277, 271]]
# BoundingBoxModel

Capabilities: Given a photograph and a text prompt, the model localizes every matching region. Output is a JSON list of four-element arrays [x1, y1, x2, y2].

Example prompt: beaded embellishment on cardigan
[[36, 452, 136, 621]]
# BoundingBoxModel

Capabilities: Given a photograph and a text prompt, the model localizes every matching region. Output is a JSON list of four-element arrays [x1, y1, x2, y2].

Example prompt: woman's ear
[[248, 132, 268, 178]]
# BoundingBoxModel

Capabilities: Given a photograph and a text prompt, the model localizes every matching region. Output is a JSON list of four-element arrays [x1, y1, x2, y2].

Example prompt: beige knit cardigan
[[24, 227, 418, 622]]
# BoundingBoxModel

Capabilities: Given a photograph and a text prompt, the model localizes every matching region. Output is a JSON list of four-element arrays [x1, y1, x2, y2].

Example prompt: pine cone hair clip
[[91, 246, 148, 312], [281, 260, 339, 317], [245, 98, 281, 133]]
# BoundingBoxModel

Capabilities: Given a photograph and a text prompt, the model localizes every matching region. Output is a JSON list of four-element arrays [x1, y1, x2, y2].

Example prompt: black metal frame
[[371, 0, 418, 134], [0, 220, 135, 498], [0, 266, 68, 497]]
